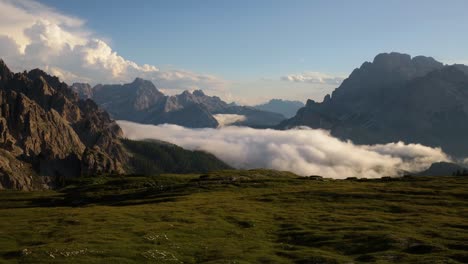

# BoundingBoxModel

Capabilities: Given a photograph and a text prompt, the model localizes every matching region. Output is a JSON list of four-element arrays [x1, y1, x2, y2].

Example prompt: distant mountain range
[[254, 99, 304, 118], [72, 80, 286, 128], [279, 52, 468, 157], [2, 52, 467, 189], [0, 60, 229, 190]]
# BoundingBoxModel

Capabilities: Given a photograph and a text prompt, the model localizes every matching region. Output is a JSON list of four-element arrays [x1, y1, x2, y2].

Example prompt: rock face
[[0, 60, 127, 190], [254, 99, 305, 118], [73, 81, 286, 128], [71, 83, 93, 99], [279, 52, 468, 157]]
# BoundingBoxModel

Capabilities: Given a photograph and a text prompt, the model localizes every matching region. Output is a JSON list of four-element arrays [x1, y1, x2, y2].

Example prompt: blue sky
[[1, 0, 467, 104], [37, 0, 468, 77]]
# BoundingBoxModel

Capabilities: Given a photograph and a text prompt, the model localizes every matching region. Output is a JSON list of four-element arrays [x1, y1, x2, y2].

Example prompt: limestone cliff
[[0, 60, 127, 190]]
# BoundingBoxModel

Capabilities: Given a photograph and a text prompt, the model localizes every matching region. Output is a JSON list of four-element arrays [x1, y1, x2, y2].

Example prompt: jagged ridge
[[0, 60, 127, 190], [72, 81, 286, 128], [279, 52, 468, 157]]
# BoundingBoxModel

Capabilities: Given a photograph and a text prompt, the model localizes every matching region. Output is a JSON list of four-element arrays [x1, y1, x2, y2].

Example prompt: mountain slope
[[0, 60, 127, 190], [122, 139, 231, 175], [73, 82, 286, 128], [279, 52, 468, 157], [0, 61, 231, 190], [416, 162, 467, 176], [254, 99, 304, 118]]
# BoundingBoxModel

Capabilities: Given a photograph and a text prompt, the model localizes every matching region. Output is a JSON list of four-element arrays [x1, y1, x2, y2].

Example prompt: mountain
[[71, 83, 93, 99], [279, 52, 468, 157], [0, 60, 127, 190], [122, 139, 231, 175], [416, 162, 467, 176], [0, 61, 231, 190], [254, 99, 304, 118], [73, 81, 286, 128]]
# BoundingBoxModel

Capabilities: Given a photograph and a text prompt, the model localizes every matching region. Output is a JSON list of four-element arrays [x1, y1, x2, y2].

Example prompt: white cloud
[[0, 0, 227, 92], [281, 71, 344, 85], [213, 114, 246, 127], [0, 0, 85, 52], [118, 121, 450, 178], [147, 69, 228, 93]]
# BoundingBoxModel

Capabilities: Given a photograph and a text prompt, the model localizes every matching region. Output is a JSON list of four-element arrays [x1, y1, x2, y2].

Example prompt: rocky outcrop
[[71, 83, 93, 99], [279, 52, 468, 157], [0, 59, 127, 190]]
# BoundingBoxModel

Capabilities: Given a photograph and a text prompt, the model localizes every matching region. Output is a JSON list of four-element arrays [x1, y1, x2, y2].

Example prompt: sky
[[1, 0, 467, 104]]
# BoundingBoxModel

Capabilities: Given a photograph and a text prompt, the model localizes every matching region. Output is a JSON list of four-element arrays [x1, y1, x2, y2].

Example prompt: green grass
[[0, 171, 467, 263], [121, 139, 231, 175]]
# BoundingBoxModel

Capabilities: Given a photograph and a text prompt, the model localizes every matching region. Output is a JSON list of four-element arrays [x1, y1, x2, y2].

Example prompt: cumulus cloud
[[213, 114, 246, 127], [0, 0, 227, 92], [281, 72, 344, 85], [117, 121, 450, 178]]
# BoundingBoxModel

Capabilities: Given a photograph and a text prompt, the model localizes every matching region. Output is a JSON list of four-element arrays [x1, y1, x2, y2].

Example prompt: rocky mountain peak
[[0, 60, 127, 190], [412, 55, 444, 69], [131, 77, 154, 87], [71, 83, 93, 99], [370, 52, 444, 74], [0, 59, 12, 83], [280, 53, 468, 157], [193, 89, 205, 97], [372, 52, 412, 70], [305, 99, 316, 107], [331, 52, 445, 102]]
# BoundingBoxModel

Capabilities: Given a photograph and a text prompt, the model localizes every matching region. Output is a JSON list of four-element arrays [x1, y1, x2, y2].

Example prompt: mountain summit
[[73, 81, 286, 128], [0, 61, 127, 189], [280, 52, 468, 157]]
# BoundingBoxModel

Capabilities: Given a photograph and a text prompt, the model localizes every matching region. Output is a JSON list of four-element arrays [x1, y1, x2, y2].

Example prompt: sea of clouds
[[118, 121, 450, 178]]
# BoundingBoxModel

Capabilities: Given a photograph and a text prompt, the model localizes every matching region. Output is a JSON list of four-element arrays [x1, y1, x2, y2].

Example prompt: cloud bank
[[281, 72, 344, 85], [118, 121, 449, 178], [0, 0, 227, 92]]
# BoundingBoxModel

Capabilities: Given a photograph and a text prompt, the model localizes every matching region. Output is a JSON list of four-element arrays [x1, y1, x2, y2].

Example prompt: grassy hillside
[[0, 171, 467, 263], [122, 139, 231, 175]]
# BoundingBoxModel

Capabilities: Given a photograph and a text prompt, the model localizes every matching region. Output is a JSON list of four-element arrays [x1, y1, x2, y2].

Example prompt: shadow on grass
[[1, 173, 267, 208]]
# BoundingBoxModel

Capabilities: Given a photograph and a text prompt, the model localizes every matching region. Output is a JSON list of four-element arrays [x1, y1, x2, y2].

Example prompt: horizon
[[1, 0, 468, 104]]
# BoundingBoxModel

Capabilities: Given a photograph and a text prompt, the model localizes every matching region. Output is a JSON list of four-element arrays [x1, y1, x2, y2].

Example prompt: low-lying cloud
[[213, 114, 246, 127], [118, 121, 450, 178]]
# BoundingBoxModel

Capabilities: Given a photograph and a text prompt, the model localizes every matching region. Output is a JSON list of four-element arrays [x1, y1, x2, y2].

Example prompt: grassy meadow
[[0, 170, 467, 263]]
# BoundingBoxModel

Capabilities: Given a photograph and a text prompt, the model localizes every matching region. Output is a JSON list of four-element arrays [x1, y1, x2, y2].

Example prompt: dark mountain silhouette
[[72, 81, 285, 128], [254, 99, 304, 118], [416, 162, 467, 176], [279, 52, 468, 157]]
